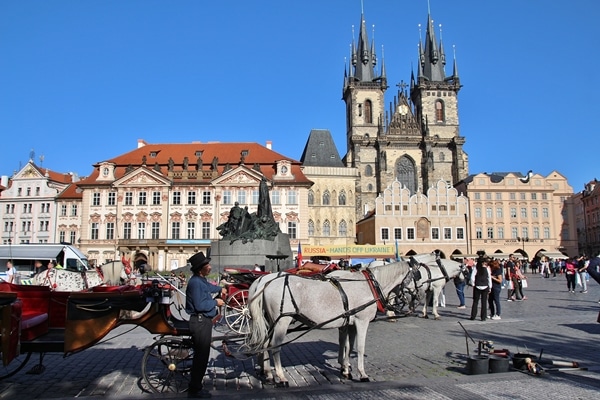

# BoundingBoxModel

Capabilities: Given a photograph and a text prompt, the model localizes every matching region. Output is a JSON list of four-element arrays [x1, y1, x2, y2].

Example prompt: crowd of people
[[452, 253, 600, 322]]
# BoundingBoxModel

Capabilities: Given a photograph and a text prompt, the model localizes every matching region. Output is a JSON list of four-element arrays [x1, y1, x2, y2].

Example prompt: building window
[[172, 191, 181, 205], [521, 227, 528, 238], [308, 220, 315, 236], [364, 99, 373, 123], [510, 208, 517, 218], [496, 207, 503, 218], [381, 227, 390, 241], [308, 191, 315, 205], [486, 208, 492, 218], [70, 231, 76, 244], [106, 222, 114, 240], [92, 193, 101, 206], [495, 193, 502, 200], [322, 191, 330, 205], [394, 228, 402, 240], [202, 222, 210, 239], [365, 165, 373, 177], [431, 228, 439, 240], [520, 193, 526, 200], [271, 191, 280, 205], [542, 208, 549, 218], [71, 205, 78, 217], [287, 190, 297, 205], [125, 192, 133, 205], [202, 191, 211, 205], [456, 227, 464, 240], [444, 227, 452, 240], [531, 193, 537, 200], [223, 190, 232, 205], [108, 192, 116, 206], [474, 193, 481, 200], [533, 226, 540, 239], [407, 227, 415, 240], [497, 227, 504, 239], [187, 222, 195, 239], [435, 99, 444, 122], [251, 190, 259, 205], [237, 190, 246, 205], [338, 191, 346, 206], [520, 208, 527, 218], [474, 208, 481, 218], [171, 222, 180, 239], [475, 227, 482, 239], [59, 231, 66, 242], [152, 191, 161, 205], [485, 192, 492, 200], [187, 191, 196, 205], [511, 227, 518, 239], [542, 193, 548, 200], [509, 193, 516, 200], [152, 222, 160, 239], [323, 220, 331, 236], [138, 222, 146, 239], [138, 192, 147, 205], [90, 223, 99, 240], [532, 208, 538, 218], [339, 220, 347, 236], [287, 222, 297, 239], [544, 227, 550, 239], [61, 205, 67, 217], [487, 227, 494, 239], [123, 222, 131, 240]]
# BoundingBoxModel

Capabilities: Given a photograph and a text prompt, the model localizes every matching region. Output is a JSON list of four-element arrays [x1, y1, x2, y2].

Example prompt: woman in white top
[[6, 261, 14, 283]]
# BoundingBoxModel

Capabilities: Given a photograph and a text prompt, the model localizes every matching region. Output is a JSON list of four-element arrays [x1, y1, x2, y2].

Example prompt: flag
[[395, 239, 400, 261], [297, 242, 303, 268]]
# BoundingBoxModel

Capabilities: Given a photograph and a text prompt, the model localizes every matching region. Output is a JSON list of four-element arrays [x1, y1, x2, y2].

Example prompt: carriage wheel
[[0, 351, 32, 380], [141, 336, 193, 394], [224, 289, 251, 335]]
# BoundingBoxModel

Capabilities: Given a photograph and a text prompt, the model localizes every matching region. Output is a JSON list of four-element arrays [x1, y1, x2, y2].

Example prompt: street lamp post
[[517, 236, 529, 255]]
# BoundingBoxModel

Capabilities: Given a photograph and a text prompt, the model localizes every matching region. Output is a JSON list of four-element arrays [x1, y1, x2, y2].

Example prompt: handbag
[[508, 280, 514, 290], [521, 279, 528, 288]]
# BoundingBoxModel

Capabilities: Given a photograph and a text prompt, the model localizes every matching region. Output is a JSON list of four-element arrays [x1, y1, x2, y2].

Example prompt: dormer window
[[195, 150, 203, 157], [102, 167, 109, 177], [241, 150, 249, 157], [150, 151, 158, 158]]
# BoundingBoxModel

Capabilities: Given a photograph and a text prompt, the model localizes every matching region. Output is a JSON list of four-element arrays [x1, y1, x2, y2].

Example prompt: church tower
[[342, 12, 387, 218], [343, 7, 468, 219]]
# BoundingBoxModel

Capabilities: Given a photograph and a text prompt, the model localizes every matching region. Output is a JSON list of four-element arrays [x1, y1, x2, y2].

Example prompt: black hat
[[189, 251, 211, 272]]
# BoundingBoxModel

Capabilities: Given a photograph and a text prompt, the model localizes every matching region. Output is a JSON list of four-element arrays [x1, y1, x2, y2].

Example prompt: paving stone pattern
[[1, 273, 599, 399]]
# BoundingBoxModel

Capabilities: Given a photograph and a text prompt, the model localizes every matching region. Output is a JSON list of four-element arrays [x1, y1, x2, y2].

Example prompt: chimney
[[266, 140, 272, 150], [137, 139, 147, 148]]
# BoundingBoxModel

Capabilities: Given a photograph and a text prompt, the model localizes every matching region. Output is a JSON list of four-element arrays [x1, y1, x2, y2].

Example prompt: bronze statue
[[168, 157, 175, 171], [183, 156, 189, 170]]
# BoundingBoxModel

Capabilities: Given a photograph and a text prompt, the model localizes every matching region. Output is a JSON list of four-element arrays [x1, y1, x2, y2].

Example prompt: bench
[[0, 282, 50, 341]]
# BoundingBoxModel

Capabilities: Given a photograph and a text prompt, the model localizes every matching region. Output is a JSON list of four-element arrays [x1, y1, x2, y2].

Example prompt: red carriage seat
[[0, 282, 50, 341]]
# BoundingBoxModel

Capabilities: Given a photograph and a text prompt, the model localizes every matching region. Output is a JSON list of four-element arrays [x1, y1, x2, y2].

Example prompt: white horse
[[401, 254, 464, 320], [34, 268, 104, 291], [245, 261, 413, 385]]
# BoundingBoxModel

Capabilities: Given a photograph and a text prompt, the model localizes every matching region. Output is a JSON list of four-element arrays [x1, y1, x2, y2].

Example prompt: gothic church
[[342, 9, 469, 218]]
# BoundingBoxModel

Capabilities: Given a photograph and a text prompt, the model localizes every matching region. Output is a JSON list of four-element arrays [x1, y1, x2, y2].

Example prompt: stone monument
[[210, 176, 293, 272]]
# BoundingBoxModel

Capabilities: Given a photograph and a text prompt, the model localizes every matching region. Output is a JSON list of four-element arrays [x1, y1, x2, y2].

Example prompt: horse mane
[[367, 260, 409, 286]]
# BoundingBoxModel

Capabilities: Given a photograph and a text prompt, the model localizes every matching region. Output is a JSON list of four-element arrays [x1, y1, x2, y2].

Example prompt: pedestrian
[[577, 256, 588, 293], [565, 257, 577, 293], [511, 260, 527, 301], [469, 257, 492, 321], [540, 256, 550, 278], [488, 259, 502, 320], [505, 254, 516, 301], [5, 261, 15, 283], [585, 254, 600, 303], [33, 260, 47, 276], [185, 251, 226, 398], [453, 264, 468, 309]]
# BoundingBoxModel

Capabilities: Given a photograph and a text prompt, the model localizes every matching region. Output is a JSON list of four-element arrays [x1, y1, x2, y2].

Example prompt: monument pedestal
[[210, 233, 293, 273]]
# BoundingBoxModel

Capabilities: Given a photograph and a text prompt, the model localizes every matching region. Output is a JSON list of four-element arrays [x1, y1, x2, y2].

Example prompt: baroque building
[[580, 180, 600, 256], [342, 10, 468, 220], [454, 171, 575, 259], [0, 160, 79, 245], [75, 140, 312, 271]]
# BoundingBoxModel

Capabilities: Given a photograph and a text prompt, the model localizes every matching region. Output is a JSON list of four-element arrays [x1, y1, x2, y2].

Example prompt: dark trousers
[[470, 287, 489, 321], [189, 314, 213, 393], [566, 273, 577, 291], [488, 286, 501, 317]]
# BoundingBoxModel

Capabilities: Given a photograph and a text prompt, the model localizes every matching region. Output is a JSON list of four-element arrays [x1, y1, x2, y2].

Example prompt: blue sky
[[1, 1, 598, 192]]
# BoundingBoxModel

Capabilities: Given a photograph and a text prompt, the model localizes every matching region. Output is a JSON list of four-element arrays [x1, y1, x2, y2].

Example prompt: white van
[[0, 243, 92, 284]]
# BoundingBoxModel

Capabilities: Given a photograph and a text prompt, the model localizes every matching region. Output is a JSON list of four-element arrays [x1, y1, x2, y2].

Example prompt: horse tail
[[245, 281, 270, 351]]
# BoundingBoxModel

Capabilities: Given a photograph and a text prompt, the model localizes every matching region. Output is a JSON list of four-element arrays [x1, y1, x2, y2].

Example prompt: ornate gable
[[213, 166, 263, 187], [114, 167, 171, 188]]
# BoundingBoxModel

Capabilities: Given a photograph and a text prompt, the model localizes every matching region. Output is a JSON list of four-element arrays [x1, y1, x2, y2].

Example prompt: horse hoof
[[434, 316, 441, 320], [360, 377, 370, 382], [419, 314, 429, 319], [275, 381, 289, 388]]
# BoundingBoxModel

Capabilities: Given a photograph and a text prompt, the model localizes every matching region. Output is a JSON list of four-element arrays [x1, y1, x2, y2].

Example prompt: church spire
[[419, 12, 446, 82], [352, 13, 378, 82]]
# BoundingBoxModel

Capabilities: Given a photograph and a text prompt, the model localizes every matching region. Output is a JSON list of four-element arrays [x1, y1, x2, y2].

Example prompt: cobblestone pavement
[[1, 273, 599, 399]]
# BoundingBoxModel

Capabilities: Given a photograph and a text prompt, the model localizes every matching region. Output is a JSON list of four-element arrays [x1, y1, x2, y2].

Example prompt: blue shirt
[[185, 275, 222, 318]]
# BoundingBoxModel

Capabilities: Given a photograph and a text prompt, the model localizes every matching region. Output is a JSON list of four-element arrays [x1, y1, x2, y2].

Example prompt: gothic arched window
[[339, 220, 347, 236], [322, 190, 330, 205], [308, 190, 314, 205], [364, 100, 373, 123], [365, 165, 373, 176], [396, 156, 417, 194], [323, 220, 331, 236], [338, 190, 346, 206], [435, 100, 445, 122], [308, 220, 315, 236]]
